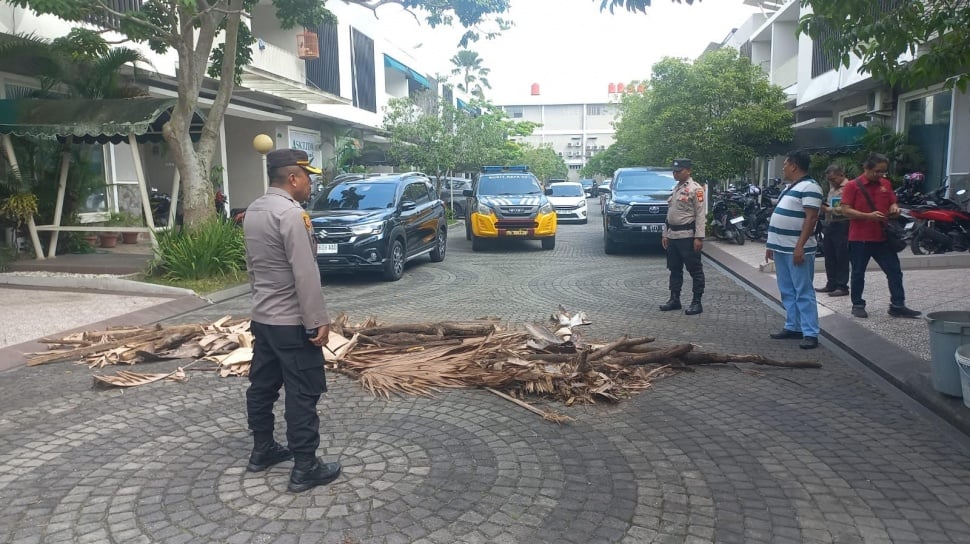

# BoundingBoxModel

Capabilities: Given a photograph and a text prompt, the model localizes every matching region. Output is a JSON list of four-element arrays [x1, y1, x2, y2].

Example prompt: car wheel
[[471, 234, 484, 252], [604, 231, 618, 254], [382, 238, 406, 281], [541, 236, 556, 250], [430, 227, 446, 262]]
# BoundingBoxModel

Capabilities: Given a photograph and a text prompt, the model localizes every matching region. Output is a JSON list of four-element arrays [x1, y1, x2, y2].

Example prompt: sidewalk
[[703, 239, 970, 434]]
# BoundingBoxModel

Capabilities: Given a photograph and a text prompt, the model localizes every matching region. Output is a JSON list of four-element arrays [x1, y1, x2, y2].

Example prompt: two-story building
[[723, 0, 970, 192], [0, 1, 465, 222]]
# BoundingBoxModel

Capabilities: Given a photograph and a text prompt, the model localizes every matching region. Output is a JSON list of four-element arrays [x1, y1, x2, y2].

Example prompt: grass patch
[[137, 268, 247, 295]]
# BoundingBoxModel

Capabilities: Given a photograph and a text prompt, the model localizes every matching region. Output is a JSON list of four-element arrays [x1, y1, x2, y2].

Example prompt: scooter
[[711, 193, 746, 245], [908, 185, 970, 254]]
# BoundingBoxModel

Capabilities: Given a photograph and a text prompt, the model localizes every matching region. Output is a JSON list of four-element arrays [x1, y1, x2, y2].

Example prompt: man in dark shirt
[[839, 152, 920, 319]]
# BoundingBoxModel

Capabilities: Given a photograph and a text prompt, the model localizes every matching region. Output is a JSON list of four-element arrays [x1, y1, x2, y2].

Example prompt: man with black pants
[[243, 148, 341, 492], [661, 158, 706, 315], [816, 164, 850, 297]]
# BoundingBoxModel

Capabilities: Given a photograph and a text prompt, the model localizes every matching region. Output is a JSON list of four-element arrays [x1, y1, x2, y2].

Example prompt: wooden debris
[[33, 309, 822, 422]]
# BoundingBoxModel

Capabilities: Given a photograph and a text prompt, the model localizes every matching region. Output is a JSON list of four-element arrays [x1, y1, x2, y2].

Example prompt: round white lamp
[[253, 134, 274, 191]]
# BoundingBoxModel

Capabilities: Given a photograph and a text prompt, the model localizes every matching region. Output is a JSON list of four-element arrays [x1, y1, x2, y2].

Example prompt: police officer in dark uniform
[[660, 158, 706, 315], [243, 148, 341, 493]]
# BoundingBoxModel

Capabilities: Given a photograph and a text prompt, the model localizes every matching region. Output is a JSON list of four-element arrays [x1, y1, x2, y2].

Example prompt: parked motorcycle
[[711, 192, 746, 245], [743, 185, 778, 242], [149, 187, 172, 226], [908, 185, 970, 254]]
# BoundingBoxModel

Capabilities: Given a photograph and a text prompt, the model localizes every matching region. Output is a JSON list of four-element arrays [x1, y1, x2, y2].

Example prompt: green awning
[[0, 98, 205, 144]]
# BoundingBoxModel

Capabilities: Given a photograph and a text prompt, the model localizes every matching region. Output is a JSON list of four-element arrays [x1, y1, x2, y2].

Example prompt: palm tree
[[449, 49, 491, 100]]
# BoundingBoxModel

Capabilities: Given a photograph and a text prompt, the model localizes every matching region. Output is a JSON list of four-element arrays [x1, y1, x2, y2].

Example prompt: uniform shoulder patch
[[302, 212, 312, 232], [695, 188, 704, 203]]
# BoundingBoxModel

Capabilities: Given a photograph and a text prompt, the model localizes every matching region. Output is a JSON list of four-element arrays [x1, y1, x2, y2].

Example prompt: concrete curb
[[703, 243, 970, 436], [0, 274, 196, 297]]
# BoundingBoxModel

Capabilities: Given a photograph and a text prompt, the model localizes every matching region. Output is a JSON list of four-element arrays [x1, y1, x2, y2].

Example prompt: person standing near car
[[815, 164, 850, 297], [661, 158, 706, 315], [243, 148, 342, 493], [766, 150, 823, 349], [839, 152, 921, 319]]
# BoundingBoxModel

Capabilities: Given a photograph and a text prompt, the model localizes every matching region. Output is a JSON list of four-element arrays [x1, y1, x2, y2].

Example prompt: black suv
[[601, 167, 677, 254], [308, 172, 447, 281]]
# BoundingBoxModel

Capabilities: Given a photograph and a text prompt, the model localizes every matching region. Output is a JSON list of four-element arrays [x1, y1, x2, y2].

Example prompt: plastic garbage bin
[[957, 345, 970, 409], [925, 311, 970, 397]]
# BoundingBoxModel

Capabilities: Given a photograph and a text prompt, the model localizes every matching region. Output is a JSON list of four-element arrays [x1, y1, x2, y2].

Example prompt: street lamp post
[[252, 134, 275, 192]]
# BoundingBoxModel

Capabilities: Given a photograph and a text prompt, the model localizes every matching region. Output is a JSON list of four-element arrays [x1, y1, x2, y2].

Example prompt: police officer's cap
[[672, 158, 692, 171], [266, 148, 322, 174]]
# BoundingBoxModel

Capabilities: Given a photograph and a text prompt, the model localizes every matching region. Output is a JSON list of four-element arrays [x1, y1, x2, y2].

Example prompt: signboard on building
[[288, 128, 322, 171]]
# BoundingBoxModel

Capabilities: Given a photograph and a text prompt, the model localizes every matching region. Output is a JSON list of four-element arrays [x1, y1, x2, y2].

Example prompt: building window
[[83, 0, 142, 29], [350, 28, 376, 113], [505, 106, 523, 118], [586, 105, 607, 116], [305, 21, 340, 95]]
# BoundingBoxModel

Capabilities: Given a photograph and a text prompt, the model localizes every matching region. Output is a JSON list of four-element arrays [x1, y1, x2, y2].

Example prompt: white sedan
[[547, 182, 589, 224]]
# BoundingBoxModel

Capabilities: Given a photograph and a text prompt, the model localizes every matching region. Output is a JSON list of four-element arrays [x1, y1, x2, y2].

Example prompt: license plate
[[904, 222, 914, 230], [506, 229, 529, 236], [641, 224, 664, 232], [729, 216, 745, 225], [317, 243, 338, 254]]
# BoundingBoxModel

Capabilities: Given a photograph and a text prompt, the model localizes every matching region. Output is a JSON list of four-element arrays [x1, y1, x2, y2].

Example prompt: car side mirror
[[400, 201, 417, 211], [598, 187, 611, 194], [544, 188, 553, 196], [462, 189, 473, 197]]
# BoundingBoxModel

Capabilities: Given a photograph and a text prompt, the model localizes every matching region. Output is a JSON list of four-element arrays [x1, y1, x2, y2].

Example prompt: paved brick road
[[2, 206, 970, 543]]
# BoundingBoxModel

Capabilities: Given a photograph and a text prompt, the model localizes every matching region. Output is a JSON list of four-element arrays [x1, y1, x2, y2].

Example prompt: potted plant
[[98, 212, 126, 248], [117, 211, 142, 244]]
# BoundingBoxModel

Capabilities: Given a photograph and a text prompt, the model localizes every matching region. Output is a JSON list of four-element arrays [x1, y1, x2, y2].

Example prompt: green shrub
[[0, 243, 16, 272], [151, 219, 245, 281]]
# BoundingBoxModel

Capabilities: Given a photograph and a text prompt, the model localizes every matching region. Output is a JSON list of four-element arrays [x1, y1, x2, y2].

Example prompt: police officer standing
[[243, 148, 341, 493], [661, 158, 706, 315]]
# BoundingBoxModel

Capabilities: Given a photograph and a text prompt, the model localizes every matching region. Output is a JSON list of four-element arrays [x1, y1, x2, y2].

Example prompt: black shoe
[[799, 336, 818, 349], [659, 297, 682, 311], [247, 441, 293, 472], [851, 306, 868, 318], [684, 301, 703, 315], [769, 329, 803, 340], [828, 289, 849, 297], [888, 306, 922, 318], [288, 458, 342, 492], [815, 286, 834, 293]]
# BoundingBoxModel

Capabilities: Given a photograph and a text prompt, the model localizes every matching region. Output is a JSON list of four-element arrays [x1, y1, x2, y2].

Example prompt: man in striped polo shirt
[[765, 150, 824, 350]]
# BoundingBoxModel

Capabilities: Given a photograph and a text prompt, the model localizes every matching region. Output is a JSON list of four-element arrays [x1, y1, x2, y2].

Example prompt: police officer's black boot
[[659, 292, 682, 311], [247, 435, 293, 472], [685, 295, 703, 315], [288, 454, 342, 493]]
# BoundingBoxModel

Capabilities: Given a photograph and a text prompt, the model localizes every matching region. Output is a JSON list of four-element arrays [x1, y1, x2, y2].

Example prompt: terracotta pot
[[81, 234, 98, 246], [122, 232, 139, 244], [98, 234, 119, 248]]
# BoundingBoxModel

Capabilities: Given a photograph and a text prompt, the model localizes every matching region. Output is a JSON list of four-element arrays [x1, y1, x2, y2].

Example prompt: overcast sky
[[365, 0, 763, 103]]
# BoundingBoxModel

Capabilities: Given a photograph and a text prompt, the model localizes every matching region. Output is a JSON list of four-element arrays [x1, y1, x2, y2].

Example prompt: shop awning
[[383, 55, 430, 89], [792, 126, 867, 154], [0, 97, 205, 144]]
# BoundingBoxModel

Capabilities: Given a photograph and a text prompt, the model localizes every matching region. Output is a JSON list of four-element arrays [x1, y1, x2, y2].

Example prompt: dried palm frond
[[93, 368, 187, 387]]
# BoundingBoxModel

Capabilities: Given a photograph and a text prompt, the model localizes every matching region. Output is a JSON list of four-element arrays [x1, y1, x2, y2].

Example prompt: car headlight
[[538, 202, 554, 214], [475, 202, 495, 216], [350, 221, 384, 236], [607, 201, 630, 213]]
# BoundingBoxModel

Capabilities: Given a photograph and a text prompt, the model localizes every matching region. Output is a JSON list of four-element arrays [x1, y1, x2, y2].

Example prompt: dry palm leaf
[[93, 368, 187, 388]]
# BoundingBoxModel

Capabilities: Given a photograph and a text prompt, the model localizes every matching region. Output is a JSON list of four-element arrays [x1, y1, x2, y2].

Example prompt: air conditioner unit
[[868, 89, 892, 114]]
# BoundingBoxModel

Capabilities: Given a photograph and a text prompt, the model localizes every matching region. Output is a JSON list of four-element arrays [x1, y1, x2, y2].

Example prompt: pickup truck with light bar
[[463, 166, 557, 251]]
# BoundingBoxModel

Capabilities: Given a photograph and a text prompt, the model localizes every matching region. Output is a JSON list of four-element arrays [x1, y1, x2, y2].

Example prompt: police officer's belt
[[667, 222, 695, 232]]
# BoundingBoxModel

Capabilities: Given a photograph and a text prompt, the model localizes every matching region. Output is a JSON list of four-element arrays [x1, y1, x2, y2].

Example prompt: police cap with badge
[[266, 148, 322, 175]]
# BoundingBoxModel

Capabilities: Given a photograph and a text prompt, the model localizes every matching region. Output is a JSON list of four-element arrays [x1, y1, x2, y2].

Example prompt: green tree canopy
[[450, 49, 492, 99], [11, 0, 690, 225], [612, 48, 793, 181], [799, 0, 970, 90], [519, 145, 568, 183]]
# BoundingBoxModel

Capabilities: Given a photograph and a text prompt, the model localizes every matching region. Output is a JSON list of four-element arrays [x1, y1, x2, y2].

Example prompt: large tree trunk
[[162, 0, 242, 229]]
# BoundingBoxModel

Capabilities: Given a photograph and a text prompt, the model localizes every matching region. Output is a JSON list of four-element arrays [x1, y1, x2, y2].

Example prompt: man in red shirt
[[839, 152, 920, 319]]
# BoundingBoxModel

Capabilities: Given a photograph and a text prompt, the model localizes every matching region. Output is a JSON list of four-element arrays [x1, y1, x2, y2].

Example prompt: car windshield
[[477, 175, 542, 196], [310, 182, 397, 211], [549, 184, 584, 197], [580, 179, 593, 187], [614, 172, 676, 192]]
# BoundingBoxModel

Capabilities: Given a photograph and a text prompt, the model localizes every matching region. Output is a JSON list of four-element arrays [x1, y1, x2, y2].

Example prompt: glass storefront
[[903, 90, 951, 191]]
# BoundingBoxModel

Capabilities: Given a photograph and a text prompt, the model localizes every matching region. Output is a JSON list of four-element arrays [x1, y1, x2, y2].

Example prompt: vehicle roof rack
[[481, 165, 530, 173]]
